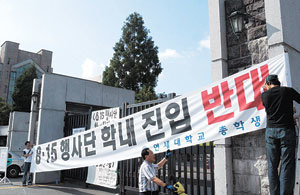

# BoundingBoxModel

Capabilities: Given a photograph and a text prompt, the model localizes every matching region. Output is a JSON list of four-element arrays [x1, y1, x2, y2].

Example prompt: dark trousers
[[22, 162, 32, 185], [266, 127, 296, 195], [139, 191, 159, 195]]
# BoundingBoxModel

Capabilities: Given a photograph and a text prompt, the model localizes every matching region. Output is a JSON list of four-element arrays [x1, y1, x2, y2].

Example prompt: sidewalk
[[0, 176, 117, 195]]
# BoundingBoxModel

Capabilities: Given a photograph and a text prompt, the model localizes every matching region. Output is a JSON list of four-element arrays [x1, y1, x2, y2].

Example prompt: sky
[[0, 0, 211, 95]]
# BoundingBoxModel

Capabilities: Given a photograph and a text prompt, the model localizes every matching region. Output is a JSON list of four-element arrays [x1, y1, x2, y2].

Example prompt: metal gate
[[61, 113, 90, 182], [119, 98, 215, 195]]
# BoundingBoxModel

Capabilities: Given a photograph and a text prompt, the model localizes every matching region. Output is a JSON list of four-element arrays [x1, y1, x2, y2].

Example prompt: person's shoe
[[28, 183, 32, 185], [22, 184, 26, 187]]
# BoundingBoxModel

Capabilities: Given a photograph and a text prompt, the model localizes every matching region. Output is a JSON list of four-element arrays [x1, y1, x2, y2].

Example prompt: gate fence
[[119, 95, 214, 195], [62, 113, 89, 182]]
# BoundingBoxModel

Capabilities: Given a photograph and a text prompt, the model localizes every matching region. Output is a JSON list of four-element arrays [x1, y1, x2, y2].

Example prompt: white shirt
[[138, 160, 159, 192], [23, 148, 33, 163]]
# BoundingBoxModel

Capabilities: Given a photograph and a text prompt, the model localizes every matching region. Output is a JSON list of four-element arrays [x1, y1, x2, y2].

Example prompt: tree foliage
[[102, 12, 162, 102], [135, 85, 158, 103], [0, 98, 11, 125], [12, 65, 37, 112]]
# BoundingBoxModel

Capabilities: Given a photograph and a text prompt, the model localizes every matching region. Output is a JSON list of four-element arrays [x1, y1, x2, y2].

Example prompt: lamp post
[[228, 10, 247, 38], [31, 92, 39, 104], [29, 91, 39, 145]]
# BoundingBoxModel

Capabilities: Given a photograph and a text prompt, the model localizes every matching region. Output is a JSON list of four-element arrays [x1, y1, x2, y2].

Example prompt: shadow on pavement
[[36, 185, 95, 195]]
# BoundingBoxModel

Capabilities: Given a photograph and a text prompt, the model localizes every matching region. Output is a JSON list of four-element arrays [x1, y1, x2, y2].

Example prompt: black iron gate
[[119, 99, 215, 195], [61, 113, 90, 182]]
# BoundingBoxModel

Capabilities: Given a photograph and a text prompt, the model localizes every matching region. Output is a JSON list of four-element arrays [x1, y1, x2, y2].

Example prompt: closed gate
[[61, 113, 90, 182], [119, 99, 215, 195]]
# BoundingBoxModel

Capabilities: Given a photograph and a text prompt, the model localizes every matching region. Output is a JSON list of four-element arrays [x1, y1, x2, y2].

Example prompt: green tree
[[12, 65, 37, 112], [0, 98, 11, 125], [103, 12, 162, 102], [135, 85, 158, 103]]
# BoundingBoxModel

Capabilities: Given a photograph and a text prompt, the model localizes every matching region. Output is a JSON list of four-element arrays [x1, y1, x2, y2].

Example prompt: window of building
[[0, 136, 7, 147], [0, 71, 2, 81], [6, 71, 9, 79], [36, 70, 42, 78], [4, 85, 7, 93], [7, 71, 16, 105]]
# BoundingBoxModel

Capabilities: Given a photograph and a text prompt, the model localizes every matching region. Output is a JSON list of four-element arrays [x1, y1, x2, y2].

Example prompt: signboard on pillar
[[72, 127, 85, 135], [90, 107, 120, 129], [0, 147, 8, 172], [86, 162, 118, 189]]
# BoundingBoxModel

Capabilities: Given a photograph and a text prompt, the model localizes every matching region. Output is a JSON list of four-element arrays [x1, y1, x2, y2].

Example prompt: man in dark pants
[[261, 75, 300, 195], [138, 148, 175, 195], [22, 141, 33, 186]]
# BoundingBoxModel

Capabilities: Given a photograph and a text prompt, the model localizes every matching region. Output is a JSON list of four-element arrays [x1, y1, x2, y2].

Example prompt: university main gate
[[62, 96, 215, 195], [62, 113, 89, 183]]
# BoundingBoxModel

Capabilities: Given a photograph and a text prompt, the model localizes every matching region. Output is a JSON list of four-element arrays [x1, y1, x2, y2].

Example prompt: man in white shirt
[[138, 148, 175, 195], [22, 141, 33, 186]]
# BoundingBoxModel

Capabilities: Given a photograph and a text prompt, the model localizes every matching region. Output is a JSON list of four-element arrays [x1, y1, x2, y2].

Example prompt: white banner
[[86, 162, 118, 189], [30, 54, 291, 173], [87, 107, 119, 188], [91, 107, 120, 129], [0, 147, 8, 172]]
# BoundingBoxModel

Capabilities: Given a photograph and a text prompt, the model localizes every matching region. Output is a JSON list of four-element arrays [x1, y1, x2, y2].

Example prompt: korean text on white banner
[[90, 107, 120, 129], [30, 53, 291, 173], [86, 162, 118, 189], [87, 107, 119, 188], [0, 147, 8, 172]]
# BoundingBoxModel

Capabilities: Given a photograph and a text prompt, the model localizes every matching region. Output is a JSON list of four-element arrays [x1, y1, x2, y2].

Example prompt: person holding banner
[[261, 75, 300, 195], [139, 148, 175, 195], [22, 141, 33, 186]]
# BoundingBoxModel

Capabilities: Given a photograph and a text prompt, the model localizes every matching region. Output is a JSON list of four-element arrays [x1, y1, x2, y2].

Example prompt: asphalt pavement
[[0, 176, 117, 195]]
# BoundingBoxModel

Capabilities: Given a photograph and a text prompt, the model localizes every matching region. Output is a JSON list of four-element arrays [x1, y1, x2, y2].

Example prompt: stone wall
[[226, 0, 268, 75], [225, 0, 269, 194], [232, 131, 269, 195]]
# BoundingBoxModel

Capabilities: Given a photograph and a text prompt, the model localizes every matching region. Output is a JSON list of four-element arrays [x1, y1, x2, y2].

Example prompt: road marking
[[0, 184, 50, 190]]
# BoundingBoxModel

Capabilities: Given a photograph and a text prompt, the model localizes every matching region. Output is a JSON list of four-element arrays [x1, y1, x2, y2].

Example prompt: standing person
[[261, 74, 300, 195], [22, 141, 33, 186], [139, 148, 175, 195]]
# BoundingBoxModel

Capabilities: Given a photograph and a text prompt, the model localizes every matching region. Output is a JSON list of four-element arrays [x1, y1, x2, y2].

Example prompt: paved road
[[0, 176, 117, 195]]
